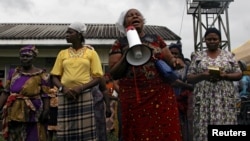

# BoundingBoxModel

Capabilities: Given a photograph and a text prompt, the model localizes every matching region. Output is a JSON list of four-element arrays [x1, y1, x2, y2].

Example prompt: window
[[103, 64, 109, 73]]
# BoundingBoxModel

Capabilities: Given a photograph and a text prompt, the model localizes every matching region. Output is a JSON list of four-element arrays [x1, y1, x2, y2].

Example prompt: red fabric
[[2, 94, 18, 139], [119, 71, 182, 141], [111, 34, 182, 141]]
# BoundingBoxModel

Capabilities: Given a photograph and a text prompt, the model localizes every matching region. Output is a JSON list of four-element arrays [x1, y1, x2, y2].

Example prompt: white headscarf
[[116, 9, 145, 34], [69, 22, 87, 36], [116, 9, 130, 34]]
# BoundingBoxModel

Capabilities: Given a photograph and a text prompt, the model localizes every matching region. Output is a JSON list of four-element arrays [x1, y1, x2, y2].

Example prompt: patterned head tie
[[19, 45, 39, 57]]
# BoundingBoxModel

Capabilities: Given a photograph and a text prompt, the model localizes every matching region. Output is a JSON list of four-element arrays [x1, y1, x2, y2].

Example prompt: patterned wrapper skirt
[[56, 90, 96, 141]]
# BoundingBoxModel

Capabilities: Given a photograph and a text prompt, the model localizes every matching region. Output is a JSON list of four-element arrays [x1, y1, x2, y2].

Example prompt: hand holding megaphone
[[125, 26, 152, 66]]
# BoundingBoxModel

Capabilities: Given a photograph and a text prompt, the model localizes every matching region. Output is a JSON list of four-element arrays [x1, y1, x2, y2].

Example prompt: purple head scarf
[[19, 45, 39, 56]]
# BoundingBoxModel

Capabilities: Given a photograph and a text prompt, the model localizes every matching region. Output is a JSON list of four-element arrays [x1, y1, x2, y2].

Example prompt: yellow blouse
[[50, 45, 103, 88]]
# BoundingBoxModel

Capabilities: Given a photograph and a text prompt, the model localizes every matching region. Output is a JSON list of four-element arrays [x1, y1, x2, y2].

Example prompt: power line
[[179, 0, 186, 36]]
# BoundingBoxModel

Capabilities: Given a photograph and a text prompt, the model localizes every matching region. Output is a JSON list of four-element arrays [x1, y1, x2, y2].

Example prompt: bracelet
[[58, 86, 64, 92]]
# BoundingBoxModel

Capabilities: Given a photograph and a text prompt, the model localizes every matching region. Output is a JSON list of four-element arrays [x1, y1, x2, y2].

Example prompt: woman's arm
[[66, 77, 101, 101], [0, 92, 9, 109], [99, 77, 112, 117], [161, 47, 184, 69], [51, 75, 63, 89], [220, 72, 242, 81], [187, 70, 242, 84], [172, 79, 194, 91], [80, 77, 101, 91], [187, 70, 210, 84], [39, 97, 50, 123], [109, 53, 128, 80]]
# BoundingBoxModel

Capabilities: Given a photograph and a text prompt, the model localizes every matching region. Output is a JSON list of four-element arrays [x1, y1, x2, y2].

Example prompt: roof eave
[[0, 39, 176, 46]]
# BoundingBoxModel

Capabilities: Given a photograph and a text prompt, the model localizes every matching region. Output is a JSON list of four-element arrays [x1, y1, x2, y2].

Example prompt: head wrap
[[116, 9, 130, 34], [204, 27, 221, 40], [19, 45, 38, 56], [116, 8, 145, 34], [238, 60, 247, 71], [69, 22, 87, 36]]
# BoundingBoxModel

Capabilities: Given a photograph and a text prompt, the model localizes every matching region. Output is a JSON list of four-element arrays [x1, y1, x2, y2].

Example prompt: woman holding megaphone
[[108, 8, 184, 141]]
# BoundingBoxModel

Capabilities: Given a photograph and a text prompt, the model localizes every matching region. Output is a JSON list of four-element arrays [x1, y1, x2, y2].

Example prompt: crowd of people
[[0, 8, 249, 141]]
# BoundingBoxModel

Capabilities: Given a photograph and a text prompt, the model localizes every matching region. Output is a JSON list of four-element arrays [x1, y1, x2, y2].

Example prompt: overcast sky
[[0, 0, 249, 58]]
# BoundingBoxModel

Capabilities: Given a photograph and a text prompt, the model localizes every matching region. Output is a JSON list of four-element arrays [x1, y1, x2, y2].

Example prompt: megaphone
[[125, 26, 152, 66]]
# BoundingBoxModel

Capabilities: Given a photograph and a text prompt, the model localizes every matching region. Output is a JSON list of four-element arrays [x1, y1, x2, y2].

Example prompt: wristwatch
[[58, 86, 63, 92]]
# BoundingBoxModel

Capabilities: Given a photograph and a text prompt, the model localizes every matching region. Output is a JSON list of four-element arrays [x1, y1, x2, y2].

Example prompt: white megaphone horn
[[125, 26, 152, 66]]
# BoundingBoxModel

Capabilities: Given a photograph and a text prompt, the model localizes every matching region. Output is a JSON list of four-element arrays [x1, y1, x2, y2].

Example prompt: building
[[232, 40, 250, 66], [0, 23, 181, 84]]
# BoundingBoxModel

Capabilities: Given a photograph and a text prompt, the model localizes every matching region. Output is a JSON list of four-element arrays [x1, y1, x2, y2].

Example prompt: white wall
[[0, 46, 111, 85]]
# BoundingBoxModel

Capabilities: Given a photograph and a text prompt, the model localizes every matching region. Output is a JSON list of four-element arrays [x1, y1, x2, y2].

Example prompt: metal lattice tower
[[186, 0, 234, 52]]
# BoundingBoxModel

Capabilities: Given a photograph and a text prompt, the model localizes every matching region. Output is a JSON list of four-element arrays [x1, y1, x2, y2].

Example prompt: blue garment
[[155, 59, 178, 83], [239, 75, 250, 98], [173, 64, 189, 96]]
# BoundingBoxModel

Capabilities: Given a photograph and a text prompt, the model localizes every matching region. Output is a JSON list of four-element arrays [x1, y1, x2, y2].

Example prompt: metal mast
[[186, 0, 234, 52]]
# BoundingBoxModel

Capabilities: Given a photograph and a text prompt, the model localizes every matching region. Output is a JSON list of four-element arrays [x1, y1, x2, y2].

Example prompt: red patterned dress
[[109, 34, 182, 141]]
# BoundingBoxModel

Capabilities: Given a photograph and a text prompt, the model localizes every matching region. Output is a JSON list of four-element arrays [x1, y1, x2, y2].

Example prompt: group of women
[[0, 8, 242, 141]]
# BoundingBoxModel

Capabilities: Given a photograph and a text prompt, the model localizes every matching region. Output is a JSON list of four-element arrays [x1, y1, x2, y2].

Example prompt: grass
[[107, 132, 119, 141], [0, 131, 118, 141], [0, 135, 4, 141]]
